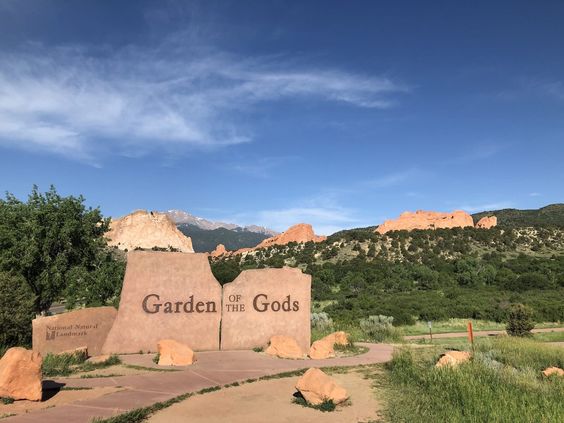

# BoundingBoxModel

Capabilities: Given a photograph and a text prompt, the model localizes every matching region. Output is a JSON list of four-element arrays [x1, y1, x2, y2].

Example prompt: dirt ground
[[148, 370, 383, 423], [0, 386, 123, 417]]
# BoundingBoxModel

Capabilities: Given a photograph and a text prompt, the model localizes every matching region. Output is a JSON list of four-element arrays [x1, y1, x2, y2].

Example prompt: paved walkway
[[404, 327, 564, 340], [6, 343, 393, 422]]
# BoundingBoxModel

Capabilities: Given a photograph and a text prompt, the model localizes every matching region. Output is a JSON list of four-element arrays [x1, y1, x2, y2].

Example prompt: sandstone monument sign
[[32, 307, 117, 356], [32, 251, 311, 355], [102, 251, 222, 354], [221, 268, 311, 351]]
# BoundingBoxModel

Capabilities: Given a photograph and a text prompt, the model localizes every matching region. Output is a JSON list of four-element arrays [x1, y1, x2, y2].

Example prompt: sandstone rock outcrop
[[322, 331, 350, 346], [376, 210, 475, 234], [542, 367, 564, 377], [106, 210, 194, 252], [157, 339, 196, 366], [210, 244, 227, 257], [0, 348, 42, 401], [295, 368, 348, 405], [256, 224, 326, 248], [265, 335, 305, 359], [308, 339, 335, 360], [435, 351, 471, 368], [476, 216, 497, 229]]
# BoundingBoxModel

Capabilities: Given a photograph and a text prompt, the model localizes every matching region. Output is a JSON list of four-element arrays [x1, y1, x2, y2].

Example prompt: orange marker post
[[467, 321, 475, 353]]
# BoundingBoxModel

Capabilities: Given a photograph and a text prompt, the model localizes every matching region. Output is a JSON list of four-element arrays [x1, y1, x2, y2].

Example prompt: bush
[[506, 303, 535, 337], [359, 315, 403, 342], [311, 312, 334, 332]]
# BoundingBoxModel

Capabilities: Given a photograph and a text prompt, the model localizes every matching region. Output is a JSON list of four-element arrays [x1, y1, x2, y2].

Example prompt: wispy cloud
[[456, 201, 514, 213], [445, 143, 505, 165], [529, 192, 542, 197], [0, 37, 407, 164]]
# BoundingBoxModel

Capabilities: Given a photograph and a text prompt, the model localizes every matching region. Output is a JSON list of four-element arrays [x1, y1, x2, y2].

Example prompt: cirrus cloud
[[0, 38, 408, 164]]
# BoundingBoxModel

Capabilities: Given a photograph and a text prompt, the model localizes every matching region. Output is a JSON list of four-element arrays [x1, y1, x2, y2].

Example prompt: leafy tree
[[0, 272, 36, 347], [506, 303, 535, 337], [0, 186, 121, 313]]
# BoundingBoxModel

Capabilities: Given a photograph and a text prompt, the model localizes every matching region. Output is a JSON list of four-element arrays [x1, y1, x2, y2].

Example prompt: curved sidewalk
[[7, 343, 393, 422]]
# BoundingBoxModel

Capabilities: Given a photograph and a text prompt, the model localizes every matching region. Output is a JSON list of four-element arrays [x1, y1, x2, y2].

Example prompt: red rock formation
[[210, 244, 227, 257], [376, 210, 475, 234], [213, 223, 326, 257], [476, 216, 497, 229], [255, 223, 326, 248], [106, 210, 194, 252]]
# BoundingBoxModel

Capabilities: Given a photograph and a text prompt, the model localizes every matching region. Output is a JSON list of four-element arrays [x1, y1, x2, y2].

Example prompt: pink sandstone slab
[[220, 267, 311, 351], [102, 251, 221, 354], [32, 307, 117, 356]]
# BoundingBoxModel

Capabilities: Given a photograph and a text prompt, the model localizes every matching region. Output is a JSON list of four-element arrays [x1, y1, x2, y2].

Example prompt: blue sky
[[0, 0, 562, 234]]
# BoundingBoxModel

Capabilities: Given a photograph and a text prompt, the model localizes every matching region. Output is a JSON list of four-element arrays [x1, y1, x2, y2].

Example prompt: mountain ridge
[[164, 209, 278, 236]]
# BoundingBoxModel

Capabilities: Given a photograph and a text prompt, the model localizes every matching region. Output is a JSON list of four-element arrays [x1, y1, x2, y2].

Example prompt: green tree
[[0, 186, 120, 313], [0, 272, 36, 347], [506, 303, 535, 337]]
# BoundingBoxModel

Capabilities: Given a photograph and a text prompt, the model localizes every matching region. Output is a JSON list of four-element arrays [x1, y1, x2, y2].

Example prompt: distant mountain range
[[164, 210, 277, 236], [177, 223, 271, 253]]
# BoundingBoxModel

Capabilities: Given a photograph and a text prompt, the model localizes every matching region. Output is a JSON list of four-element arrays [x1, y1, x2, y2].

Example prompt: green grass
[[79, 373, 124, 379], [312, 323, 402, 343], [400, 319, 562, 336], [123, 364, 179, 372], [42, 353, 121, 377], [532, 331, 564, 343], [292, 396, 338, 412], [383, 337, 564, 422], [0, 397, 14, 405]]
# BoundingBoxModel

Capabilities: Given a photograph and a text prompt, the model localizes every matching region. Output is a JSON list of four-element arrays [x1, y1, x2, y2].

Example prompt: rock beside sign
[[103, 251, 222, 354], [308, 338, 335, 360], [322, 331, 349, 346], [265, 335, 306, 359], [157, 339, 196, 366], [221, 267, 311, 351], [0, 348, 42, 401], [295, 368, 348, 406], [32, 306, 117, 357]]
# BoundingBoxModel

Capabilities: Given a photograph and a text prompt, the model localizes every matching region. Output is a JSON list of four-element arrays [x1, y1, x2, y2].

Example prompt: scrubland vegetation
[[211, 223, 564, 328], [383, 337, 564, 422]]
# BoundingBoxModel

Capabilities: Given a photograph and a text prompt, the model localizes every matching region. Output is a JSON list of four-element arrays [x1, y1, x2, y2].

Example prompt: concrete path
[[405, 327, 564, 340], [6, 343, 393, 422]]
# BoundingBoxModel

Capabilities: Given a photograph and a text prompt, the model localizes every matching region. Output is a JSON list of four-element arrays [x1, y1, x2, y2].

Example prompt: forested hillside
[[211, 224, 564, 325], [472, 203, 564, 228]]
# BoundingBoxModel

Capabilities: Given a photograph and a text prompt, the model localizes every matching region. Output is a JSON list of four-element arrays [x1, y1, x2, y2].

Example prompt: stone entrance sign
[[220, 268, 311, 351], [32, 306, 117, 356], [102, 251, 222, 354]]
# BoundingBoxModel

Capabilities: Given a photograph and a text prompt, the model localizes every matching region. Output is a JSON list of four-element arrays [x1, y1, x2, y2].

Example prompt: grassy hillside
[[178, 223, 269, 252], [472, 203, 564, 228]]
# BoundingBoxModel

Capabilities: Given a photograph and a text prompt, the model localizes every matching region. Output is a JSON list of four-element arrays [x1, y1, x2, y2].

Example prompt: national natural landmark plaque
[[220, 267, 311, 351], [102, 251, 222, 354], [32, 306, 117, 356]]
